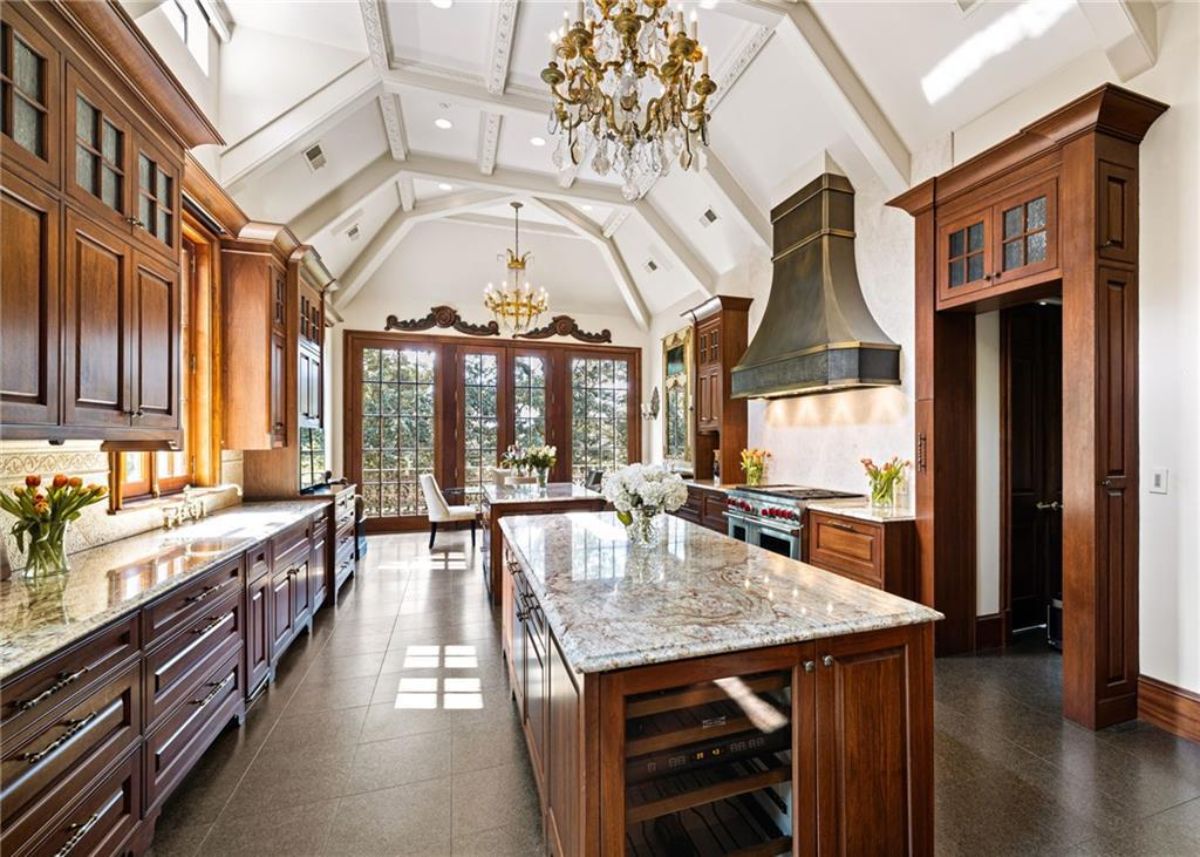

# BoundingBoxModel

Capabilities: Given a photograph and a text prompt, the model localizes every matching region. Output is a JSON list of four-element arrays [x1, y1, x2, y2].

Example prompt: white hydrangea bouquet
[[602, 463, 689, 546]]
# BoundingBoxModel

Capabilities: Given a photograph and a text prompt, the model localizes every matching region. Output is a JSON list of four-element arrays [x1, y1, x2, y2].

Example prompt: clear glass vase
[[624, 508, 663, 547], [536, 467, 549, 487], [21, 521, 71, 579]]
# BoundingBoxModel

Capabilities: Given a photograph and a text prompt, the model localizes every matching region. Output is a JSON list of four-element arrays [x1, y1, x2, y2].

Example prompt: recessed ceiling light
[[530, 136, 546, 147], [581, 204, 593, 211], [437, 182, 453, 192], [434, 118, 453, 130], [430, 0, 453, 9]]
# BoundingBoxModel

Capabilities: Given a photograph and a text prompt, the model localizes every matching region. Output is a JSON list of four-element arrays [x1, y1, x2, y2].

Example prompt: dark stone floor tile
[[343, 730, 451, 795], [452, 817, 544, 856], [202, 798, 338, 856], [144, 822, 211, 857], [260, 705, 369, 755], [220, 747, 352, 818], [359, 701, 456, 744], [451, 713, 526, 774], [451, 761, 540, 839], [324, 778, 453, 857], [283, 673, 380, 715]]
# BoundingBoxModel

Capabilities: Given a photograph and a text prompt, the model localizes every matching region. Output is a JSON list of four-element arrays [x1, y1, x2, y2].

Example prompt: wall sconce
[[641, 387, 660, 420]]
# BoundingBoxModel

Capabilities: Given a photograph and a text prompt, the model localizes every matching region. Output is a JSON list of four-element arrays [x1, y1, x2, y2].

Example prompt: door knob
[[803, 660, 815, 673], [822, 655, 834, 668]]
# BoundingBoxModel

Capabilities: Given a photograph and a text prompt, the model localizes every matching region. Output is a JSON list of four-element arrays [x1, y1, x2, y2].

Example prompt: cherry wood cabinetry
[[673, 484, 728, 533], [309, 511, 329, 614], [0, 0, 217, 443], [243, 542, 273, 696], [687, 296, 752, 483], [808, 510, 918, 600], [503, 542, 935, 855], [891, 85, 1166, 729]]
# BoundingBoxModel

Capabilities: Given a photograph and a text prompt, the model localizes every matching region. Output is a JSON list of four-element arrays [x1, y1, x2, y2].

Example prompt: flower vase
[[624, 508, 663, 548], [536, 467, 549, 488], [869, 482, 896, 511], [21, 521, 71, 579], [744, 466, 764, 487]]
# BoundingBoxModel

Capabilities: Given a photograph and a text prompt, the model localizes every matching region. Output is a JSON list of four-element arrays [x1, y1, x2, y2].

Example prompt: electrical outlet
[[1150, 468, 1169, 495]]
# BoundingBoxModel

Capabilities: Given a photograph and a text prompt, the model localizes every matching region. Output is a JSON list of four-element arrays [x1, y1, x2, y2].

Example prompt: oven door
[[726, 510, 752, 543], [753, 519, 803, 560]]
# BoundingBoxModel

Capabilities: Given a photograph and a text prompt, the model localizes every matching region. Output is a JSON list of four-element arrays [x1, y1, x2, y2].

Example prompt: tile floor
[[148, 531, 1200, 857]]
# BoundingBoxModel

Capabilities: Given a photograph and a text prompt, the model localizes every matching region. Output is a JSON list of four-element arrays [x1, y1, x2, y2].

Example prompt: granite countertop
[[500, 511, 941, 674], [805, 499, 917, 523], [0, 500, 328, 681], [483, 482, 604, 504], [681, 481, 741, 494]]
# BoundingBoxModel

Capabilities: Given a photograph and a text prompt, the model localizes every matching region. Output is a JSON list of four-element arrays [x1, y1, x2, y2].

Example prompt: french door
[[456, 346, 505, 505]]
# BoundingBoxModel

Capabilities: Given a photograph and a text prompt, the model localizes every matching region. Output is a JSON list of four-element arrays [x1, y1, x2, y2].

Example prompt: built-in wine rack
[[623, 670, 794, 856]]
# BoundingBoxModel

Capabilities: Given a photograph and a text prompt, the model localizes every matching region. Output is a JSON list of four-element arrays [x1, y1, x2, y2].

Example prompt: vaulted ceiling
[[141, 0, 1163, 328]]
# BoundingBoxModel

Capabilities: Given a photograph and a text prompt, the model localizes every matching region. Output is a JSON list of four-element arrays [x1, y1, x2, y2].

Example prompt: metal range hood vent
[[730, 173, 900, 399]]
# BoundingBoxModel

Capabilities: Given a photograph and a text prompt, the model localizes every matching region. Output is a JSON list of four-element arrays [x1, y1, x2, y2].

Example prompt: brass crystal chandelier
[[483, 202, 549, 336], [542, 0, 716, 201]]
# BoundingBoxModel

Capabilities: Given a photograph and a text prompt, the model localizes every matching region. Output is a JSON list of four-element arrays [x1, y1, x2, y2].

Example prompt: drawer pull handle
[[822, 655, 834, 668], [190, 673, 235, 709], [185, 584, 222, 605], [191, 615, 224, 636], [20, 711, 100, 764], [54, 808, 104, 857], [826, 521, 857, 532], [803, 660, 815, 673], [16, 667, 90, 712]]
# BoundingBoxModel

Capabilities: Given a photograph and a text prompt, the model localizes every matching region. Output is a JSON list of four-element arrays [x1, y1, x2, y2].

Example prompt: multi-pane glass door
[[460, 350, 501, 504], [359, 346, 437, 519], [570, 356, 632, 484], [512, 353, 548, 450]]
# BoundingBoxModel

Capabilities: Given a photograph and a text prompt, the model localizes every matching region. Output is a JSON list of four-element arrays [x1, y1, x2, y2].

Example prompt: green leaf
[[617, 510, 632, 526]]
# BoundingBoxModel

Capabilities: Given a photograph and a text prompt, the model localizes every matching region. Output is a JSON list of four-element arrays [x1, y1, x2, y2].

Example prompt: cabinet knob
[[822, 655, 834, 668], [803, 660, 815, 673]]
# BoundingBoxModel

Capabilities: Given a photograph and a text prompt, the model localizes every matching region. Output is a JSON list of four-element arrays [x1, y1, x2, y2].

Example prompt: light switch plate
[[1150, 468, 1169, 494]]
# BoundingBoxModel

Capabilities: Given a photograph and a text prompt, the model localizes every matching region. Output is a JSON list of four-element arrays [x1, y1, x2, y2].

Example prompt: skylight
[[921, 0, 1074, 104], [161, 0, 210, 75]]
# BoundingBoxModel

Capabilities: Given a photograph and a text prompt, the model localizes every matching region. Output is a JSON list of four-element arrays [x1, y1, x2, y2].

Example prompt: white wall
[[975, 312, 1001, 617]]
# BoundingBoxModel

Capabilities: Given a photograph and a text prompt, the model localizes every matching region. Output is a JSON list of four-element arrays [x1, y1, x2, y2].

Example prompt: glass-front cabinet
[[936, 175, 1059, 309], [0, 13, 58, 184]]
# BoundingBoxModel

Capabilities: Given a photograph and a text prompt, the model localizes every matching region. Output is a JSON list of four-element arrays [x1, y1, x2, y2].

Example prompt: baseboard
[[1138, 675, 1200, 744], [975, 613, 1005, 651]]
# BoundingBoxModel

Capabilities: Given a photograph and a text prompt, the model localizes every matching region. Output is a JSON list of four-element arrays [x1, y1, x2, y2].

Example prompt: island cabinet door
[[605, 647, 804, 857], [812, 624, 934, 857]]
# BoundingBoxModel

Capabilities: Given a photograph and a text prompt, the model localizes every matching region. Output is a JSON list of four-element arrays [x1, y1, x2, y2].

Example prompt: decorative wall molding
[[379, 93, 408, 161], [382, 307, 612, 343], [518, 315, 612, 343], [711, 26, 773, 111], [385, 306, 500, 337], [359, 0, 389, 70]]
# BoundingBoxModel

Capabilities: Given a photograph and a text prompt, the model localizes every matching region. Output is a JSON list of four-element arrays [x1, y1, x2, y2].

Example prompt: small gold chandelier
[[484, 202, 549, 336], [541, 0, 716, 201]]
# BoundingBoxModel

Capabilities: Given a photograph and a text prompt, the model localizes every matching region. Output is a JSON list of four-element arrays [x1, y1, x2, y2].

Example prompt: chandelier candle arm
[[483, 202, 550, 337]]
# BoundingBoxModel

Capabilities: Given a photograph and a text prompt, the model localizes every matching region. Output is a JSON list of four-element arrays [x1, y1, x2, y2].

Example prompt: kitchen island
[[500, 511, 941, 856], [480, 482, 606, 603]]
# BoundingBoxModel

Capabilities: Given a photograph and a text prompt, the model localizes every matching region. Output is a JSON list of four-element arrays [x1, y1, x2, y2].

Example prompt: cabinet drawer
[[808, 512, 884, 587], [1, 616, 139, 744], [271, 520, 310, 563], [141, 556, 242, 646], [1, 663, 140, 854], [334, 491, 354, 525], [336, 518, 355, 549], [700, 491, 727, 531], [143, 591, 241, 726], [22, 746, 140, 857], [144, 653, 241, 813], [245, 541, 271, 585]]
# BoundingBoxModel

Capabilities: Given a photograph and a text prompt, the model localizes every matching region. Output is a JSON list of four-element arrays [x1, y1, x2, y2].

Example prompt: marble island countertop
[[0, 500, 328, 681], [482, 482, 604, 504], [500, 511, 941, 674], [805, 498, 916, 523]]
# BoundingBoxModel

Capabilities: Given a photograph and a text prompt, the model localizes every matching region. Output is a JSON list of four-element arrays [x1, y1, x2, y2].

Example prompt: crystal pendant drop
[[547, 108, 559, 135], [621, 176, 639, 201]]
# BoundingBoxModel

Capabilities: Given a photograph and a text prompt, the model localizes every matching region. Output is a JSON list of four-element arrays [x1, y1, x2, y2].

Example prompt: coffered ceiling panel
[[383, 1, 492, 78], [400, 90, 483, 162]]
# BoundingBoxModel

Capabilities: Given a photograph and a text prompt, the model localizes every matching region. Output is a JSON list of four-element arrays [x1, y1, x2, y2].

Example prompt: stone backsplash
[[0, 441, 244, 574]]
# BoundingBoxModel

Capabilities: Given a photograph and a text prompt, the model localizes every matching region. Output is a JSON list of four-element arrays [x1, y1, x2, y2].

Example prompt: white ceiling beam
[[359, 0, 389, 71], [557, 161, 581, 189], [381, 68, 550, 121], [725, 0, 910, 194], [485, 0, 520, 95], [290, 153, 406, 242], [401, 152, 631, 207], [699, 150, 772, 249], [335, 189, 509, 308], [1078, 0, 1158, 82], [709, 25, 773, 112], [448, 212, 578, 239], [221, 60, 380, 192], [398, 175, 416, 212], [379, 93, 409, 161], [530, 196, 650, 330], [602, 208, 631, 238], [633, 200, 716, 296], [478, 112, 502, 176]]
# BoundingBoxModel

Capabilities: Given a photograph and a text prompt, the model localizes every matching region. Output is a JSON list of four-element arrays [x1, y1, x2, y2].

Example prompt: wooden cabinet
[[688, 296, 751, 483], [269, 564, 296, 657], [936, 174, 1059, 309], [244, 543, 272, 696], [813, 626, 933, 856], [0, 169, 59, 428], [65, 63, 132, 237], [808, 510, 917, 600], [298, 343, 321, 427], [267, 521, 314, 664], [309, 513, 328, 612], [672, 485, 726, 533], [130, 252, 181, 431], [131, 132, 179, 262], [545, 635, 581, 857], [0, 8, 61, 187]]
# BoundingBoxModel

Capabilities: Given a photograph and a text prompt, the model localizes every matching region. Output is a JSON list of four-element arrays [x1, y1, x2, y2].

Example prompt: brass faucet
[[161, 485, 207, 529]]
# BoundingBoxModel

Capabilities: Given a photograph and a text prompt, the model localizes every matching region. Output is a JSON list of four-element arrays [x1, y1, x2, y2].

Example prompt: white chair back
[[419, 474, 451, 521], [490, 468, 513, 487]]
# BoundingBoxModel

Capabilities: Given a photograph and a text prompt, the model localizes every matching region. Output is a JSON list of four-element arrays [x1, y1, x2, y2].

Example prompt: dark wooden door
[[546, 635, 580, 857], [1, 169, 59, 428], [246, 572, 271, 691], [1003, 304, 1063, 635], [815, 627, 932, 856], [291, 557, 311, 626], [270, 567, 294, 653], [62, 210, 133, 429], [130, 252, 180, 431], [309, 526, 327, 611]]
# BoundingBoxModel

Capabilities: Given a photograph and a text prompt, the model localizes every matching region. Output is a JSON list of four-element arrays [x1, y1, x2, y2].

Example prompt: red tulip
[[68, 476, 83, 488], [52, 474, 68, 488], [25, 475, 41, 488]]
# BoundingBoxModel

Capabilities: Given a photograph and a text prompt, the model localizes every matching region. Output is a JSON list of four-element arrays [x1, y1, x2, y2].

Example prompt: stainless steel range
[[725, 485, 863, 560]]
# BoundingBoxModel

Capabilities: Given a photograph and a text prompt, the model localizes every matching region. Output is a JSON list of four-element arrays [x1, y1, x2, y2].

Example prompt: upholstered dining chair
[[418, 474, 479, 549]]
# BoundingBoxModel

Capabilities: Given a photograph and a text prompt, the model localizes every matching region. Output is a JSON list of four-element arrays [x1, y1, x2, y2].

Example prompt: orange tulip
[[52, 474, 68, 488], [25, 475, 41, 488], [68, 476, 83, 488], [14, 485, 25, 497]]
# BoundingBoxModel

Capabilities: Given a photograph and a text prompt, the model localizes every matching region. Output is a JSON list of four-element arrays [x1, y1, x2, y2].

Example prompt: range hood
[[730, 173, 900, 399]]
